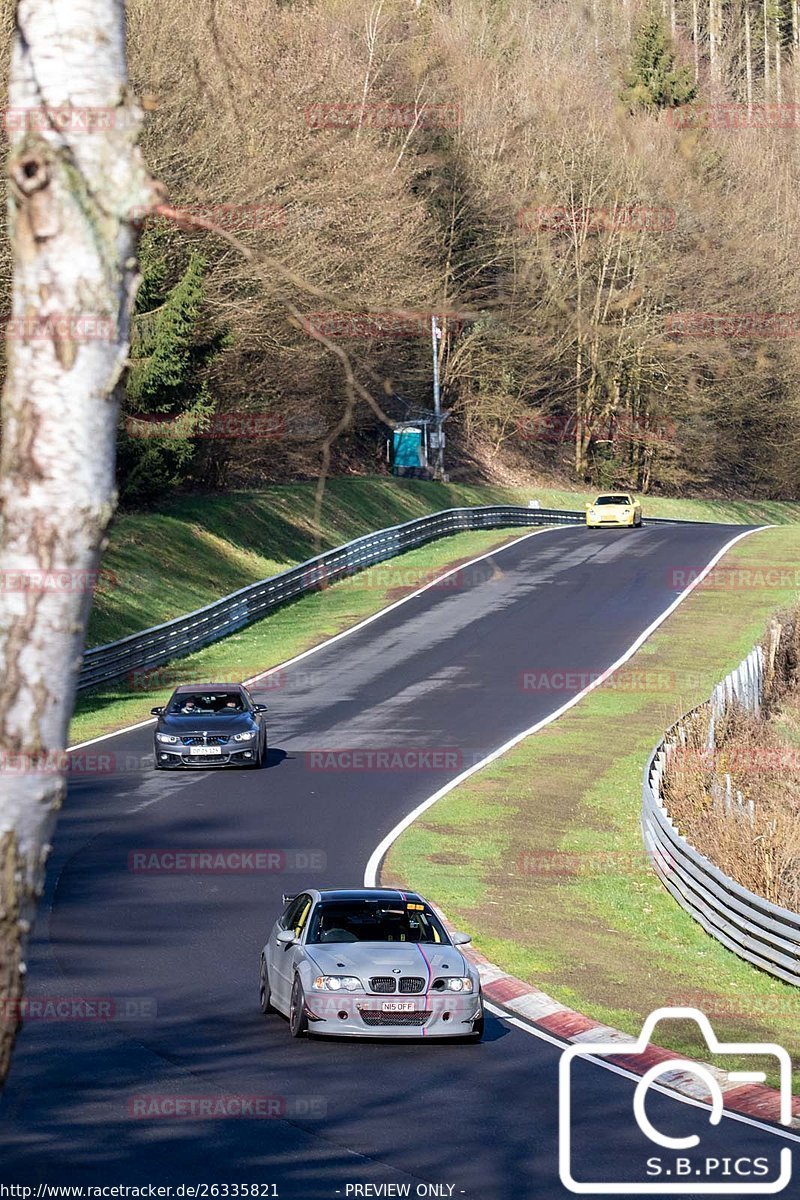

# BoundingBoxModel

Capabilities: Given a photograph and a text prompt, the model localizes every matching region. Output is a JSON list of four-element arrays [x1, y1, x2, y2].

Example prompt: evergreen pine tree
[[621, 10, 697, 110], [118, 229, 229, 503]]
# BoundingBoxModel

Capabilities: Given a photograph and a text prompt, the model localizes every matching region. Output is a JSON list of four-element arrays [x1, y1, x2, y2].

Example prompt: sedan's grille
[[369, 977, 396, 993], [398, 977, 425, 994], [183, 752, 230, 763], [181, 735, 229, 746], [360, 1010, 431, 1027]]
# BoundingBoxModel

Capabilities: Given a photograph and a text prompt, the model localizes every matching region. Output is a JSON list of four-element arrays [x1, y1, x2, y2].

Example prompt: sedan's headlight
[[156, 733, 179, 744], [232, 731, 256, 742], [433, 977, 473, 993], [312, 976, 362, 991]]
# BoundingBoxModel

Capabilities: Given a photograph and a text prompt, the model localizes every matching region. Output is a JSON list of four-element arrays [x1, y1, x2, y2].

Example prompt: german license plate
[[382, 1001, 415, 1013], [188, 745, 222, 755]]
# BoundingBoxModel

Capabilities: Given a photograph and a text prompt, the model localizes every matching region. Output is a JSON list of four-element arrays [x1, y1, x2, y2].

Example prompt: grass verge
[[384, 526, 800, 1088], [90, 478, 800, 647], [71, 526, 533, 744]]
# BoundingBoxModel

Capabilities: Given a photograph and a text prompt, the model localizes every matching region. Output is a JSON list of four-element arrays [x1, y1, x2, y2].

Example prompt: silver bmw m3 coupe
[[259, 888, 484, 1040]]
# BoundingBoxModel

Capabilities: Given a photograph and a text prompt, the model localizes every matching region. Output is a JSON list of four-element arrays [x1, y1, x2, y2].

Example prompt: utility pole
[[431, 314, 445, 479]]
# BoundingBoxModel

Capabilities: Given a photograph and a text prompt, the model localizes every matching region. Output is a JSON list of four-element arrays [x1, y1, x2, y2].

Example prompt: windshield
[[307, 899, 449, 945], [594, 495, 631, 506], [167, 692, 246, 714]]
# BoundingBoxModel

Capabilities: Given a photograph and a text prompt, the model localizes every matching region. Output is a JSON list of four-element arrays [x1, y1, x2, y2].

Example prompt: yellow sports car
[[585, 492, 643, 529]]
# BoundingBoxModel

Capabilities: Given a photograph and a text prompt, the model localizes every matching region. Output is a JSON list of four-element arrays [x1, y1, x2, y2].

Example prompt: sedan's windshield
[[167, 693, 246, 714], [307, 900, 449, 945], [594, 495, 631, 505]]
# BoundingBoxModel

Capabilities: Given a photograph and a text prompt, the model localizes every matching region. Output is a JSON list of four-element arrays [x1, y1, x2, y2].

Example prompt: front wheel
[[289, 976, 308, 1038], [247, 735, 266, 769], [259, 957, 275, 1014], [469, 1006, 484, 1042]]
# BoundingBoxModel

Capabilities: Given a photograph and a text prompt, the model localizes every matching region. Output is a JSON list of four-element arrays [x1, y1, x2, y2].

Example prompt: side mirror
[[584, 502, 592, 510], [253, 703, 268, 713], [150, 707, 164, 715], [450, 932, 472, 946], [276, 929, 296, 947]]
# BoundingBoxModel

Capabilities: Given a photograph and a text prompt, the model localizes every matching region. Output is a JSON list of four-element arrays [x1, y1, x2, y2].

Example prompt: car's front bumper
[[154, 745, 258, 768], [586, 515, 636, 527], [302, 991, 483, 1038]]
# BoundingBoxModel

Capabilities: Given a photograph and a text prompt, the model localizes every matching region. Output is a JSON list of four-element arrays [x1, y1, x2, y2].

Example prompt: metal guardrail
[[642, 647, 800, 986], [79, 504, 592, 692]]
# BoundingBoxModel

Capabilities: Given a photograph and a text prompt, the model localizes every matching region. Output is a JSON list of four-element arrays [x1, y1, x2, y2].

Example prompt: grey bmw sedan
[[151, 684, 268, 768]]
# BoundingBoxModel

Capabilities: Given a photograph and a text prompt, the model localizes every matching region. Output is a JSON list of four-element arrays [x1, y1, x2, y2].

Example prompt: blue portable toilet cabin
[[390, 425, 428, 476]]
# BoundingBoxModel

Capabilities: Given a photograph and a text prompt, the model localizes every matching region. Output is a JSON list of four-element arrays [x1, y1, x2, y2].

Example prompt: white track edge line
[[68, 524, 561, 751]]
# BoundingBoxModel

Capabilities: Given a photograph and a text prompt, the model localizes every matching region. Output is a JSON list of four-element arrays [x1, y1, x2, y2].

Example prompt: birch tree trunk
[[0, 0, 159, 1082], [764, 0, 771, 97], [693, 0, 700, 81]]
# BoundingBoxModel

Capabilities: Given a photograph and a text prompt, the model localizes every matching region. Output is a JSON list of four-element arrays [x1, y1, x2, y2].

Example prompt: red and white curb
[[463, 942, 800, 1130]]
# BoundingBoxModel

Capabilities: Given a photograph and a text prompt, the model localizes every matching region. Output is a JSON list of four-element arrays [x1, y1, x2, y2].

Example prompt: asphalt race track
[[1, 523, 795, 1199]]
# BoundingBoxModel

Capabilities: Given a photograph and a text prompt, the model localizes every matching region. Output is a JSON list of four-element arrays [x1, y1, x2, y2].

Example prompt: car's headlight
[[232, 731, 256, 742], [312, 976, 362, 991], [434, 977, 473, 992], [156, 733, 179, 744]]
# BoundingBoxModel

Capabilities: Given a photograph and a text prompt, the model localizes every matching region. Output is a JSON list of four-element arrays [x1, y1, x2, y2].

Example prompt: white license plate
[[188, 745, 222, 756], [382, 1001, 415, 1013]]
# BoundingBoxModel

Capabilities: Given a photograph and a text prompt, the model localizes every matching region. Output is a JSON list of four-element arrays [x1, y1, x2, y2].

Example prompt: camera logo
[[559, 1007, 793, 1194]]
